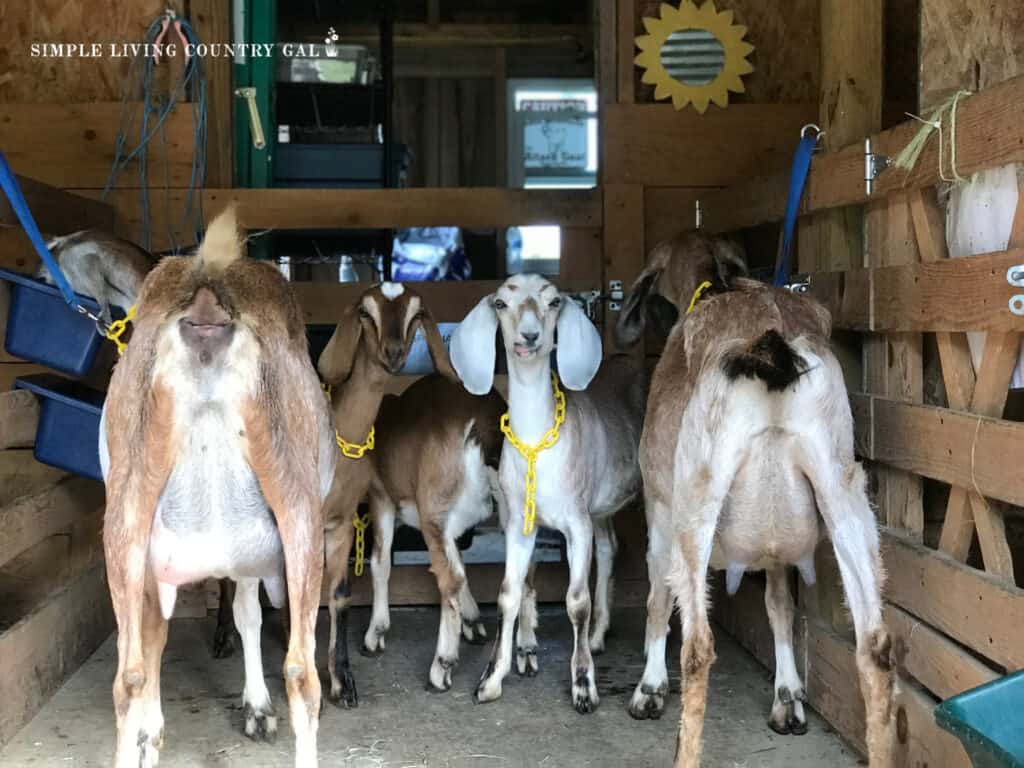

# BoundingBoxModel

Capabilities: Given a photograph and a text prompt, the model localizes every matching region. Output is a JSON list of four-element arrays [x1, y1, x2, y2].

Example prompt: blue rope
[[773, 130, 820, 288]]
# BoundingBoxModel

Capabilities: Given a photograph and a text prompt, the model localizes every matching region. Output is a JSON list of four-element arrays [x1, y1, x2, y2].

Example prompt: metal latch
[[608, 280, 625, 311], [234, 87, 266, 150], [568, 290, 603, 322], [1009, 264, 1024, 316], [785, 274, 811, 294], [864, 138, 890, 196]]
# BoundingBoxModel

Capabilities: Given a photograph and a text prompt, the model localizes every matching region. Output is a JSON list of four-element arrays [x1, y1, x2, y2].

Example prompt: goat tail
[[197, 203, 244, 275], [720, 329, 808, 392]]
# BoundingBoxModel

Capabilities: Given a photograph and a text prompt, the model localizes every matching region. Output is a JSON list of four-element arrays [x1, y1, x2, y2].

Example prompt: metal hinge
[[864, 138, 890, 196], [235, 87, 267, 150], [1009, 264, 1024, 316]]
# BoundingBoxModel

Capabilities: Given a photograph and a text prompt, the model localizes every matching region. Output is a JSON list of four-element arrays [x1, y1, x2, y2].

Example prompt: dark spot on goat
[[334, 579, 351, 600], [721, 329, 809, 391]]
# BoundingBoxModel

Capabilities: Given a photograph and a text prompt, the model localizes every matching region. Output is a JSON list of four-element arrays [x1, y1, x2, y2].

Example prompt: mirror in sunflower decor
[[635, 0, 754, 113]]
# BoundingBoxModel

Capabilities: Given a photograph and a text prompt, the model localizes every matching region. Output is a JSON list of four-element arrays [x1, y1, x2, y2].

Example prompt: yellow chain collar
[[686, 281, 713, 315], [353, 511, 370, 577], [336, 425, 374, 460], [105, 303, 138, 355], [500, 372, 566, 536]]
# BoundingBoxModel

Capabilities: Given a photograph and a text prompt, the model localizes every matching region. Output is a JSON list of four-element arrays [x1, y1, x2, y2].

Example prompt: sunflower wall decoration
[[635, 1, 755, 113]]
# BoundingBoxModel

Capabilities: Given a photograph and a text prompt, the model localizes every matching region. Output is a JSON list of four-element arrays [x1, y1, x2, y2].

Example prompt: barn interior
[[1, 0, 1023, 766]]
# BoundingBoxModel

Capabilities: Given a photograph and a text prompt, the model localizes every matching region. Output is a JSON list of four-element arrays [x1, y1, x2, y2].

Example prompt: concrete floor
[[1, 606, 859, 767]]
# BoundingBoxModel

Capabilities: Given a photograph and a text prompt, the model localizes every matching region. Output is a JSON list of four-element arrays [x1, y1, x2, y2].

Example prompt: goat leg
[[213, 578, 241, 659]]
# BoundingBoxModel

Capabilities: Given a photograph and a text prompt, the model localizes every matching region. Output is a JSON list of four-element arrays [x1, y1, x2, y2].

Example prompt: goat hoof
[[462, 621, 488, 644], [474, 672, 502, 704], [515, 647, 539, 677], [243, 704, 278, 743], [212, 624, 241, 659], [769, 687, 807, 736], [360, 642, 385, 658], [628, 684, 666, 720], [428, 657, 455, 692], [328, 670, 359, 709], [572, 673, 599, 715]]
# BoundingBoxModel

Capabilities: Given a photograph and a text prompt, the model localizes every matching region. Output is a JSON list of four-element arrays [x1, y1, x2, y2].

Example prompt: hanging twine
[[893, 90, 972, 184]]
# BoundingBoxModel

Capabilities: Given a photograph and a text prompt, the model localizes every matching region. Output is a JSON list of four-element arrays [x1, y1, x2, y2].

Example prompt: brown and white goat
[[316, 281, 456, 706], [39, 229, 156, 326], [365, 373, 507, 690], [616, 233, 894, 767], [100, 207, 334, 767], [450, 274, 648, 712]]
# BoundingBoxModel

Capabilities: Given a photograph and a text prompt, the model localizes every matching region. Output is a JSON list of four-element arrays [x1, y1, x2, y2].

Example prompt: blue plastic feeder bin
[[15, 375, 105, 482], [0, 268, 112, 377], [935, 671, 1024, 768]]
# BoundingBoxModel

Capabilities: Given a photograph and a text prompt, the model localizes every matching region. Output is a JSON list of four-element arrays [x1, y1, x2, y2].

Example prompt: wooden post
[[803, 0, 885, 635], [190, 0, 233, 188], [602, 184, 644, 353], [616, 0, 635, 104]]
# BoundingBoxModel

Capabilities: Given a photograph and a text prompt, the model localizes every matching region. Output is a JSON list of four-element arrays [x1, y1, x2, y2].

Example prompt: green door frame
[[234, 0, 276, 189]]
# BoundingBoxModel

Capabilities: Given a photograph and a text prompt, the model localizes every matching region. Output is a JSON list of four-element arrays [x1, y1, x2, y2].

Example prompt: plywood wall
[[920, 0, 1024, 111]]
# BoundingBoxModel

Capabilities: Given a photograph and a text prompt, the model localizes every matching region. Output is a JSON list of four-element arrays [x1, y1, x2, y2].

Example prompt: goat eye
[[358, 307, 371, 319], [549, 297, 561, 309], [493, 299, 507, 310]]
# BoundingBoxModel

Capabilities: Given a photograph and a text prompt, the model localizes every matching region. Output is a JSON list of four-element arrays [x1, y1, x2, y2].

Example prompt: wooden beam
[[204, 188, 602, 229], [0, 390, 39, 449], [602, 104, 816, 187], [616, 0, 635, 103], [700, 74, 1024, 233], [853, 394, 1024, 509], [644, 187, 702, 250], [597, 0, 617, 105], [189, 0, 233, 189], [0, 176, 114, 235], [882, 528, 1024, 671], [806, 248, 1024, 333], [602, 184, 645, 353]]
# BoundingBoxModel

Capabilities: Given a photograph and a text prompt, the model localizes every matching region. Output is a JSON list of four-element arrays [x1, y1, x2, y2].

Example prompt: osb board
[[631, 0, 820, 104], [0, 103, 198, 189], [920, 0, 1024, 111], [603, 103, 816, 186], [0, 0, 173, 103]]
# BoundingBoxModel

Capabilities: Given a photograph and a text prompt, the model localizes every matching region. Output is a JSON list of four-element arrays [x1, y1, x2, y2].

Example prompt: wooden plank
[[0, 476, 104, 570], [885, 603, 999, 701], [616, 0, 635, 104], [700, 74, 1024, 232], [0, 390, 38, 450], [603, 103, 816, 187], [882, 528, 1024, 671], [208, 188, 601, 229], [0, 103, 198, 189], [0, 176, 114, 235], [189, 0, 233, 189], [559, 228, 603, 283], [602, 184, 645, 353], [0, 451, 66, 506], [597, 0, 617, 105], [644, 187, 701, 251], [493, 48, 508, 187], [806, 249, 1024, 333], [853, 394, 1024, 509]]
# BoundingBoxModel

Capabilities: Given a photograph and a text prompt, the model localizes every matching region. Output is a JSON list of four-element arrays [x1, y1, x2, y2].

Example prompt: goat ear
[[318, 304, 363, 384], [418, 306, 459, 383], [615, 265, 661, 349], [556, 294, 602, 390], [711, 240, 748, 291], [450, 295, 498, 395]]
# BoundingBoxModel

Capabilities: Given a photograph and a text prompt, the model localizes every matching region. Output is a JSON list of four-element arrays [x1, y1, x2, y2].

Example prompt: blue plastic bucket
[[935, 671, 1024, 768], [0, 268, 111, 377], [15, 374, 104, 482]]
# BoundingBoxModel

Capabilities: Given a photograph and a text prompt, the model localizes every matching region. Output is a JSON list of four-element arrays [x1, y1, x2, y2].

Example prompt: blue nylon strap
[[773, 134, 818, 288], [0, 151, 81, 310]]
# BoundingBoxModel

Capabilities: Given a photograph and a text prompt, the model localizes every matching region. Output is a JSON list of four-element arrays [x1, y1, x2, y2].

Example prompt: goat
[[616, 233, 894, 767], [99, 207, 334, 768], [364, 373, 507, 691], [316, 281, 456, 707], [450, 274, 647, 713], [39, 229, 156, 326]]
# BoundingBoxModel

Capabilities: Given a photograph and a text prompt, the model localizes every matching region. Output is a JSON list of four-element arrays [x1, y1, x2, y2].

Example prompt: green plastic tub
[[935, 671, 1024, 768]]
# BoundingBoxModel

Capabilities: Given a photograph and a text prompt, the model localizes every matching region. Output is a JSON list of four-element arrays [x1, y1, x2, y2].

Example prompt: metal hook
[[801, 124, 826, 144]]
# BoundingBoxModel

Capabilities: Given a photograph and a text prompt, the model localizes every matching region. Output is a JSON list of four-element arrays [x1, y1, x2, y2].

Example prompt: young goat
[[39, 229, 156, 325], [616, 234, 894, 767], [100, 207, 334, 767], [316, 282, 456, 706], [450, 274, 647, 713], [364, 373, 507, 691]]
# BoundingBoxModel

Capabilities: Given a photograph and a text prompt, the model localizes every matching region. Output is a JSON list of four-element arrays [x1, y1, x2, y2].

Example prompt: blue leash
[[773, 125, 823, 288], [0, 151, 85, 314]]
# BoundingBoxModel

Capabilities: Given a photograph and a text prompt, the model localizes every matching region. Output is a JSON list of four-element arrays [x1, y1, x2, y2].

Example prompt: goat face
[[616, 233, 748, 348], [450, 273, 602, 395], [318, 281, 456, 383]]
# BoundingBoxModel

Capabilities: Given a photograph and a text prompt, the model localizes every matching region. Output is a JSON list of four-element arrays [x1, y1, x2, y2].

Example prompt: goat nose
[[384, 344, 404, 367], [521, 331, 540, 346]]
